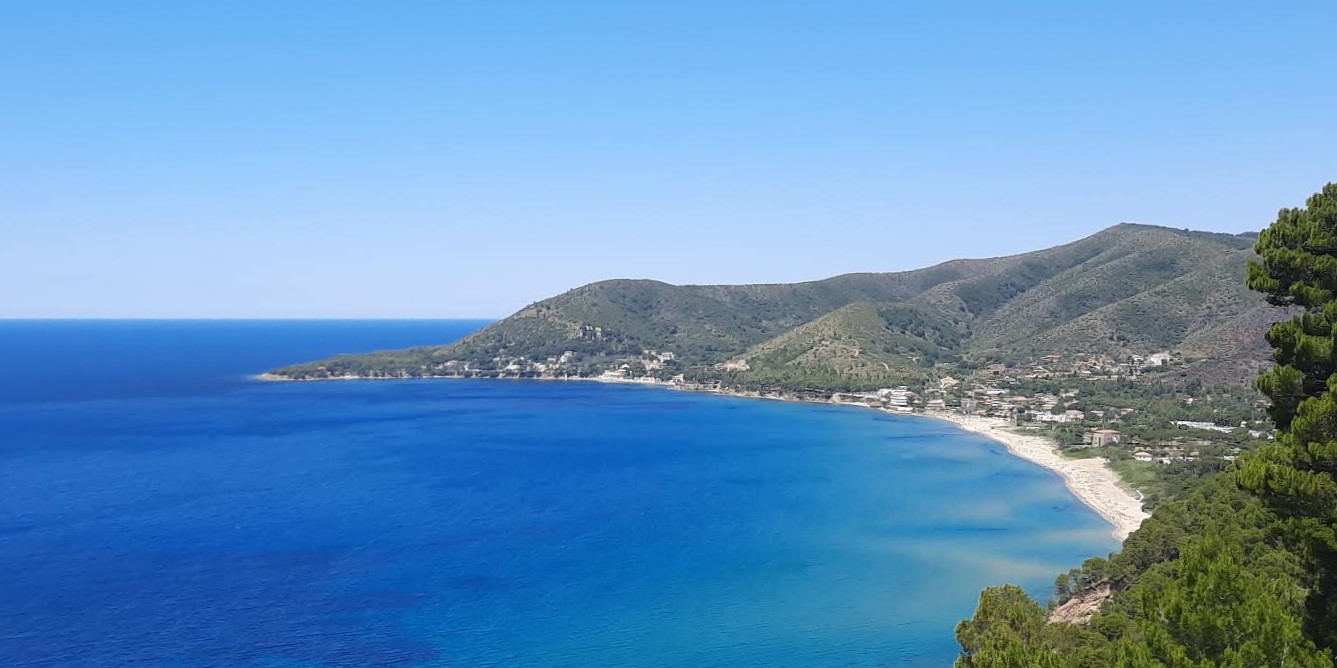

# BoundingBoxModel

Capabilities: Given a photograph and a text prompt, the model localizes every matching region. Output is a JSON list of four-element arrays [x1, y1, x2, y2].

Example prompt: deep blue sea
[[0, 320, 1117, 667]]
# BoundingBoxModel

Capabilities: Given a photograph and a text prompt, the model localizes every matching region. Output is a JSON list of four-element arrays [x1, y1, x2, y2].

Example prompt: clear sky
[[2, 1, 1333, 318]]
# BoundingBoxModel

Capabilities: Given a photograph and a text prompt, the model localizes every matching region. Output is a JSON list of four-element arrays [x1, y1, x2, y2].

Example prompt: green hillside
[[733, 301, 953, 386], [269, 223, 1276, 387], [267, 187, 1337, 666], [952, 183, 1337, 668]]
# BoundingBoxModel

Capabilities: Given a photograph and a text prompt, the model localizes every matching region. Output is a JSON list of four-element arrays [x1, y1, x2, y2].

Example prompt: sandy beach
[[686, 384, 1153, 541], [922, 412, 1149, 541]]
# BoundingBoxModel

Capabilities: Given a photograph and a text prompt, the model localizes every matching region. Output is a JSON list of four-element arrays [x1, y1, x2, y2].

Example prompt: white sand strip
[[922, 412, 1149, 541]]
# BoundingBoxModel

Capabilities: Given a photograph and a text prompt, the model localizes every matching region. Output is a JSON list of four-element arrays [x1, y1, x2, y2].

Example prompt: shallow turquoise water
[[0, 321, 1116, 667]]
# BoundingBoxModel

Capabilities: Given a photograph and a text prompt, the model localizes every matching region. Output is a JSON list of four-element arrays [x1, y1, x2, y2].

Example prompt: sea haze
[[0, 320, 1116, 667]]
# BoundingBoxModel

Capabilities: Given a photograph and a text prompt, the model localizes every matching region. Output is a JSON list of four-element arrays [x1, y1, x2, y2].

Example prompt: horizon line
[[0, 317, 502, 322]]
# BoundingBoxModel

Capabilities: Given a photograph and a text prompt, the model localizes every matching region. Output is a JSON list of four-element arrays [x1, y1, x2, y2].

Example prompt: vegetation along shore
[[268, 184, 1337, 665], [925, 413, 1148, 541], [268, 221, 1277, 535]]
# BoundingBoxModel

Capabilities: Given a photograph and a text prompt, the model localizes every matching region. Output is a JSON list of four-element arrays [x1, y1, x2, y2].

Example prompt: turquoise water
[[0, 321, 1116, 667]]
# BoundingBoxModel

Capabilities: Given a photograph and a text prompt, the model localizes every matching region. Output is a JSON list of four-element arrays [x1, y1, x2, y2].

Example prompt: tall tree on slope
[[1244, 181, 1337, 650]]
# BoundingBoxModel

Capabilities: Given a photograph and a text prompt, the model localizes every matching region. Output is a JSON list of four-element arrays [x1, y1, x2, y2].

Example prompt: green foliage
[[1242, 182, 1337, 650], [270, 224, 1278, 386], [964, 225, 1263, 371], [955, 475, 1331, 667], [954, 184, 1337, 667], [735, 302, 949, 384], [955, 585, 1070, 668]]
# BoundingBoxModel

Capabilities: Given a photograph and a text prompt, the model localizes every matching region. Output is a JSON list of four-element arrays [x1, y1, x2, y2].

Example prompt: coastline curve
[[921, 413, 1148, 541]]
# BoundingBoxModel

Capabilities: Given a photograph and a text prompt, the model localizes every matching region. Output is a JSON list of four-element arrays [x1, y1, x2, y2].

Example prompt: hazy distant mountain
[[270, 224, 1281, 387]]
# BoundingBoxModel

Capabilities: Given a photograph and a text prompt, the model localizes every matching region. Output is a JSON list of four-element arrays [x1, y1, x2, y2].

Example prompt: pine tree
[[1242, 182, 1337, 650], [954, 585, 1066, 668]]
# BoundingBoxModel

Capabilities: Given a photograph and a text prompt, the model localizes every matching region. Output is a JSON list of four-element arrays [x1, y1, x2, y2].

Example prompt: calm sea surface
[[0, 320, 1116, 667]]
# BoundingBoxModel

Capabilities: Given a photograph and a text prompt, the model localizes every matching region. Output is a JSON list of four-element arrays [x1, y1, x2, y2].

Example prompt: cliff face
[[1048, 585, 1113, 626], [269, 224, 1279, 386]]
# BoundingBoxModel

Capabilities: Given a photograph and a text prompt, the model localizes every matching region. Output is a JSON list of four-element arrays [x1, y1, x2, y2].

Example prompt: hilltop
[[270, 223, 1280, 389]]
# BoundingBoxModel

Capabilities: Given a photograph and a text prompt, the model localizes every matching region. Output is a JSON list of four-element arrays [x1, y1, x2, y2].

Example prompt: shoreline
[[257, 372, 1149, 540], [918, 412, 1148, 541], [551, 378, 1150, 540]]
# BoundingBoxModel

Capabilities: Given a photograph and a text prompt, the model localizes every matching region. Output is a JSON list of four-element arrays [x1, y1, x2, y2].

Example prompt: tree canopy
[[954, 184, 1337, 667], [1243, 181, 1337, 650]]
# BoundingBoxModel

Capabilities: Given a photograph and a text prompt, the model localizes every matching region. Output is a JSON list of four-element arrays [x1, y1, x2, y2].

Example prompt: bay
[[0, 320, 1115, 667]]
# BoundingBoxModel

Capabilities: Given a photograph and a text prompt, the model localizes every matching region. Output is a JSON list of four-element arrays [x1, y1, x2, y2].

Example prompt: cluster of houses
[[1171, 420, 1271, 440], [946, 380, 1104, 424], [485, 349, 683, 379], [973, 351, 1179, 383], [640, 350, 676, 372], [915, 370, 1271, 466], [830, 387, 920, 412], [1130, 447, 1241, 464]]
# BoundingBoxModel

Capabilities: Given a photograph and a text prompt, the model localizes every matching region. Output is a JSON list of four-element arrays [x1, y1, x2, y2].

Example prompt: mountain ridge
[[269, 223, 1278, 388]]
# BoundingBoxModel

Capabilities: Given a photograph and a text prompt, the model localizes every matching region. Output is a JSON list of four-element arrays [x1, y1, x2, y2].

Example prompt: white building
[[878, 386, 917, 410], [1032, 411, 1081, 424], [1146, 352, 1172, 367], [1173, 420, 1234, 434]]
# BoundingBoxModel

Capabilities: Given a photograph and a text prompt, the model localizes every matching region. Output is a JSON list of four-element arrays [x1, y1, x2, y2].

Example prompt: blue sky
[[2, 1, 1333, 318]]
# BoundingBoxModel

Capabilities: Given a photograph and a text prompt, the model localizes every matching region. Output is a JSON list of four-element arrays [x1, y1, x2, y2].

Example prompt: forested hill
[[269, 223, 1279, 386], [952, 183, 1337, 667]]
